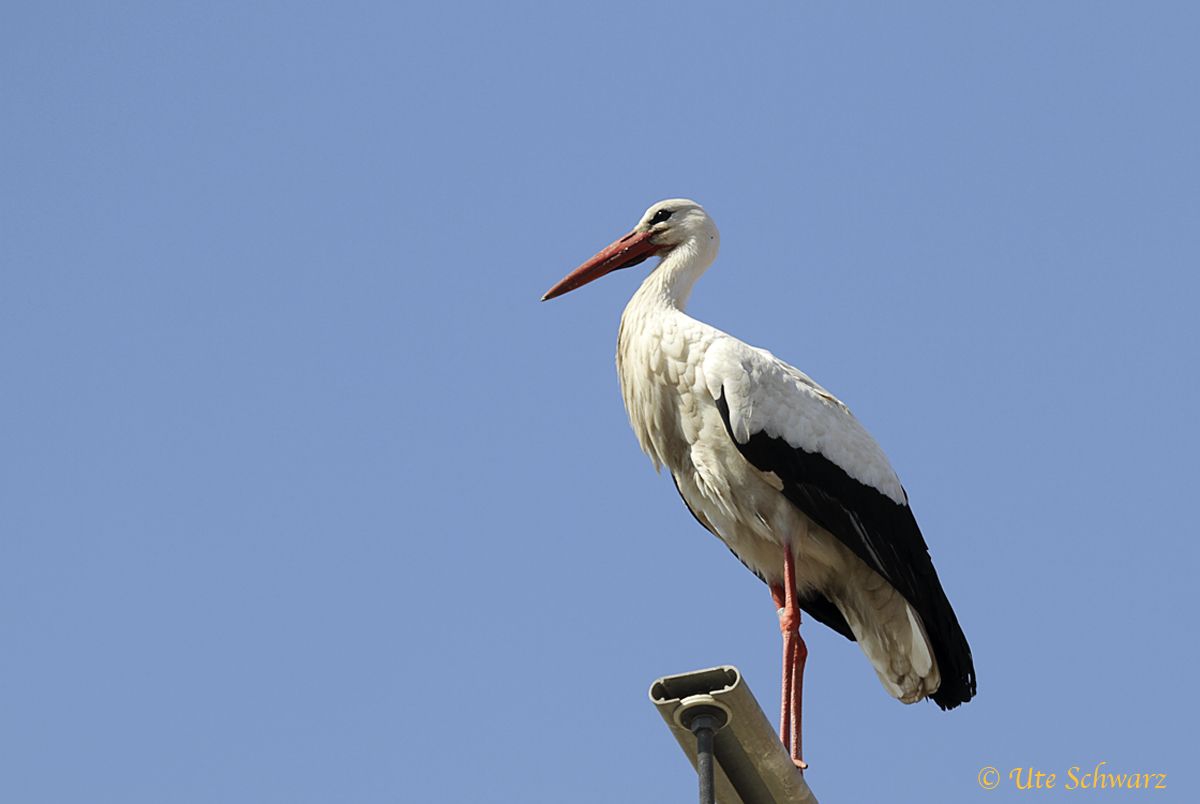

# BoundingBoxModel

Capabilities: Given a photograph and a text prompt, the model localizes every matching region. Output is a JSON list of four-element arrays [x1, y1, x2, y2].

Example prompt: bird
[[541, 199, 976, 769]]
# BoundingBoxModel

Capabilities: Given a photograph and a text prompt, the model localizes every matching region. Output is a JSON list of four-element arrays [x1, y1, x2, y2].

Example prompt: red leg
[[770, 583, 792, 753], [773, 545, 808, 770], [790, 627, 808, 768]]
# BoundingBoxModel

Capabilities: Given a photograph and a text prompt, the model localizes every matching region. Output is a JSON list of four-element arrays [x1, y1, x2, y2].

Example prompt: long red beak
[[541, 229, 662, 301]]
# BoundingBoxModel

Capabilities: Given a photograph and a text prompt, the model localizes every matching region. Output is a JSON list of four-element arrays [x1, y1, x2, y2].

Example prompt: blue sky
[[3, 2, 1197, 801]]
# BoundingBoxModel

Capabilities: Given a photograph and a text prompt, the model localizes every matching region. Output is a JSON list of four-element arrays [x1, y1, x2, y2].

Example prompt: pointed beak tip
[[542, 228, 657, 306]]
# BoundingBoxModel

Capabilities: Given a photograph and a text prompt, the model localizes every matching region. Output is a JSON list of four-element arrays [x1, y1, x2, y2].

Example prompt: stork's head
[[541, 198, 719, 301]]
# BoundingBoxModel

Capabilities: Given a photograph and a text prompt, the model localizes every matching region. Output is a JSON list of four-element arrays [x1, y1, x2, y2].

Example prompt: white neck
[[629, 237, 719, 312], [616, 233, 720, 473]]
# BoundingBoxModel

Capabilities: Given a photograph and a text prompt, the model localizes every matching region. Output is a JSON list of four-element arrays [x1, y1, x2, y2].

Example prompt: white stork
[[542, 199, 976, 768]]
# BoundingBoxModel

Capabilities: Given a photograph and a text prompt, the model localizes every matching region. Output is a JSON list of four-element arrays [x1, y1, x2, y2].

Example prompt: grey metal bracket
[[650, 666, 819, 804]]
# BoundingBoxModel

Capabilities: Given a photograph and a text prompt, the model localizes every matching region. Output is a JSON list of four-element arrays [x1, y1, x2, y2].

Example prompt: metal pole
[[690, 712, 720, 804], [679, 704, 728, 804]]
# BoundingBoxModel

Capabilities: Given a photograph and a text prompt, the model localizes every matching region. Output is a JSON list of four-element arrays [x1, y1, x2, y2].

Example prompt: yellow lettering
[[1065, 766, 1081, 790], [1010, 767, 1030, 790], [1155, 773, 1167, 790]]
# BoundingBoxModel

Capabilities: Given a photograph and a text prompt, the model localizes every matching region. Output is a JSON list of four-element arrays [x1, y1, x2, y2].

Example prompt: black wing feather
[[715, 390, 976, 709]]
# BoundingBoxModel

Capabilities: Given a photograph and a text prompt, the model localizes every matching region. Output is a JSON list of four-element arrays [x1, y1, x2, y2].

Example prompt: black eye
[[649, 209, 673, 225]]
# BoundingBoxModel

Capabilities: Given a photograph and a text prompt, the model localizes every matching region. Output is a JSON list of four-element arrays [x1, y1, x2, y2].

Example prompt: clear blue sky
[[3, 3, 1197, 802]]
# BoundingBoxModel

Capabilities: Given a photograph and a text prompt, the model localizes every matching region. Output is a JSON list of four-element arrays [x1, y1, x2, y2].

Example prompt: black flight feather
[[715, 390, 976, 710]]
